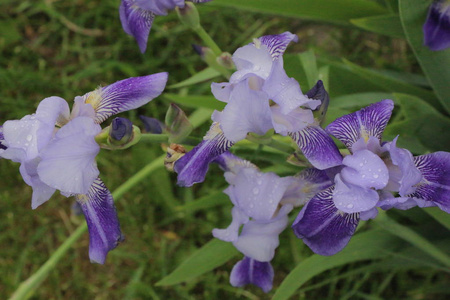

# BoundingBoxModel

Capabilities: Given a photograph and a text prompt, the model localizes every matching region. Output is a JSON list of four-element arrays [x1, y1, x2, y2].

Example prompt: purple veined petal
[[174, 122, 234, 187], [19, 158, 56, 209], [258, 31, 298, 60], [271, 105, 315, 136], [233, 206, 291, 262], [120, 0, 155, 53], [80, 73, 168, 124], [229, 168, 293, 221], [281, 168, 333, 207], [384, 137, 422, 196], [333, 173, 380, 214], [76, 178, 123, 264], [377, 191, 437, 211], [326, 99, 394, 151], [230, 257, 274, 293], [135, 0, 185, 16], [263, 57, 320, 114], [423, 1, 450, 51], [408, 152, 450, 213], [289, 125, 343, 170], [212, 80, 274, 142], [341, 149, 389, 190], [1, 97, 70, 161], [212, 206, 249, 242], [37, 117, 101, 195], [292, 186, 360, 256]]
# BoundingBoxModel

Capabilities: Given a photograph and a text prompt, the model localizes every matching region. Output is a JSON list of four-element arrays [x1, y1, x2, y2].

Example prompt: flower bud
[[96, 117, 142, 150], [139, 115, 164, 134], [176, 2, 200, 30], [165, 103, 193, 143]]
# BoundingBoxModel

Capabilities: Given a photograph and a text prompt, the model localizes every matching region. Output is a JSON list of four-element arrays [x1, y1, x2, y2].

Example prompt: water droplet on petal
[[347, 203, 354, 209], [252, 187, 259, 195], [373, 174, 379, 179], [26, 135, 32, 142]]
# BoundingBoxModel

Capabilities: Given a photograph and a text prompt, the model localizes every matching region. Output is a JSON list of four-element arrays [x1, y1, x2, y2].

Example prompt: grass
[[1, 0, 449, 299]]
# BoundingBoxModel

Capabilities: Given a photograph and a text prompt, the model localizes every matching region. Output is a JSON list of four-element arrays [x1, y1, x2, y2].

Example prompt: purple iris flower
[[423, 0, 450, 51], [175, 32, 320, 187], [0, 73, 168, 263], [120, 0, 212, 53], [292, 99, 450, 256], [212, 152, 331, 292]]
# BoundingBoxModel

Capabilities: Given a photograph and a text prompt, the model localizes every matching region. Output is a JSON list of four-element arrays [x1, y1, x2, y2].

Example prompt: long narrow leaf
[[351, 14, 404, 38]]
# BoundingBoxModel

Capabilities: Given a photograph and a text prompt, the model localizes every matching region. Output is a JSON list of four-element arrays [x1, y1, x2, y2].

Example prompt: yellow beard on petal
[[84, 87, 103, 111]]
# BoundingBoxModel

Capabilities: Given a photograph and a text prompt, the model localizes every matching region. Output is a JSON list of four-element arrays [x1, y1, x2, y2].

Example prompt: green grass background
[[0, 0, 448, 299]]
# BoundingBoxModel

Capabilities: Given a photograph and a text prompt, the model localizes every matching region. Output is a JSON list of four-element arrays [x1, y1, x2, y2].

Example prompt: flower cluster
[[170, 31, 450, 292], [1, 73, 168, 263]]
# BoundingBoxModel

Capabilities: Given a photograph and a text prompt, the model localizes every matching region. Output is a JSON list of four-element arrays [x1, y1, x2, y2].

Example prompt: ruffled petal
[[79, 73, 168, 124], [423, 1, 450, 51], [233, 205, 291, 262], [76, 178, 123, 264], [289, 125, 343, 170], [212, 206, 249, 242], [229, 168, 293, 221], [333, 174, 380, 214], [408, 152, 450, 213], [377, 191, 436, 211], [231, 44, 274, 81], [292, 186, 360, 256], [341, 149, 389, 190], [258, 31, 298, 60], [263, 58, 319, 114], [326, 99, 394, 151], [174, 122, 233, 187], [20, 159, 56, 209], [212, 80, 273, 142], [230, 257, 274, 293], [211, 82, 233, 103], [37, 117, 101, 195], [120, 0, 155, 53], [384, 137, 422, 196], [271, 105, 315, 136]]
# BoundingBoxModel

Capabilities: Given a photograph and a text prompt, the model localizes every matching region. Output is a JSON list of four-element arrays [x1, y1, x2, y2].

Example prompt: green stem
[[139, 134, 201, 145], [9, 155, 166, 300], [244, 135, 294, 154], [193, 25, 222, 56]]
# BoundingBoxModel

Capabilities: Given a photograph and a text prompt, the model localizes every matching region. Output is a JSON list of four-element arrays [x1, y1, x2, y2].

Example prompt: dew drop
[[347, 203, 354, 209], [252, 187, 259, 195], [359, 163, 364, 167], [26, 134, 32, 142], [373, 174, 379, 179]]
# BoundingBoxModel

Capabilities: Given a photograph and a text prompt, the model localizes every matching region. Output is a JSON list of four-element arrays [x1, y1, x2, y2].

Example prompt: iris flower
[[212, 152, 331, 292], [0, 73, 168, 263], [175, 32, 320, 187], [292, 99, 450, 256], [120, 0, 212, 53]]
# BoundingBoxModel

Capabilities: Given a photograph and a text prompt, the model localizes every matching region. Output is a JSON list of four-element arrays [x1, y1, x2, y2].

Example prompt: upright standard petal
[[135, 0, 185, 16], [289, 125, 343, 170], [174, 122, 233, 187], [80, 73, 168, 124], [408, 152, 450, 213], [37, 117, 101, 195], [230, 257, 274, 293], [120, 0, 155, 53], [212, 80, 273, 142], [326, 99, 394, 151], [423, 1, 450, 51], [292, 186, 360, 256], [76, 178, 123, 264], [258, 31, 298, 60]]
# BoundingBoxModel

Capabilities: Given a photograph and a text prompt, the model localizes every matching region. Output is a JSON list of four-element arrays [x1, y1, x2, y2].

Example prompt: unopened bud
[[139, 115, 164, 134], [176, 2, 200, 30], [96, 117, 142, 150], [217, 52, 234, 69], [165, 103, 193, 143], [307, 80, 329, 125]]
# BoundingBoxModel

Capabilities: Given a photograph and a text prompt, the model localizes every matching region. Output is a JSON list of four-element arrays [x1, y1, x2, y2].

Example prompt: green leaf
[[351, 14, 404, 38], [163, 93, 225, 110], [298, 50, 319, 88], [342, 59, 443, 111], [384, 93, 450, 152], [210, 0, 387, 25], [175, 191, 230, 214], [424, 207, 450, 231], [374, 213, 450, 268], [399, 0, 450, 114], [332, 92, 394, 109], [168, 67, 221, 89], [273, 229, 402, 300], [156, 239, 239, 286]]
